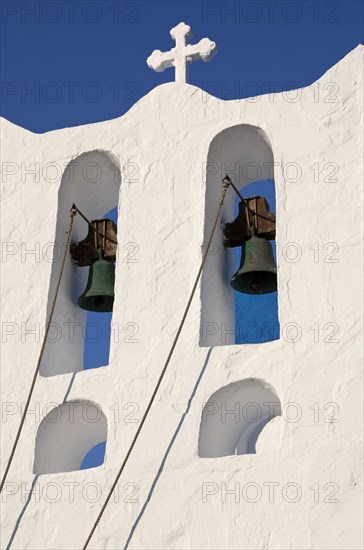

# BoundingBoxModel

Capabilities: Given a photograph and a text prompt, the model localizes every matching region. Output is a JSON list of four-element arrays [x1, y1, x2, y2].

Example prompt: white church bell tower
[[1, 23, 363, 550]]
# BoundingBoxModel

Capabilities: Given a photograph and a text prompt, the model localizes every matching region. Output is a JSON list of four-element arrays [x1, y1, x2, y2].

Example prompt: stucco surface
[[0, 45, 363, 549]]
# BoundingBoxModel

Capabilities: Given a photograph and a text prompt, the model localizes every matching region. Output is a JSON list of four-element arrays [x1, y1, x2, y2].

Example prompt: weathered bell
[[77, 249, 115, 312], [231, 229, 277, 294]]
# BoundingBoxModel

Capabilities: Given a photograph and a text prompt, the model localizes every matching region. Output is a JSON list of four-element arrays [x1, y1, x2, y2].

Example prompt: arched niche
[[198, 379, 281, 458], [41, 150, 121, 376], [200, 124, 277, 347], [34, 400, 107, 474]]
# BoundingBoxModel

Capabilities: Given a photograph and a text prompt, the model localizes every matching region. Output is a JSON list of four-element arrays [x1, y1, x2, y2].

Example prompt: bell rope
[[0, 206, 77, 493]]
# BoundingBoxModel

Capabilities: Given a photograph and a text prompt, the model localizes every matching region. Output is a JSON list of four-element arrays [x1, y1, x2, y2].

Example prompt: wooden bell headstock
[[223, 196, 276, 247], [70, 218, 118, 266]]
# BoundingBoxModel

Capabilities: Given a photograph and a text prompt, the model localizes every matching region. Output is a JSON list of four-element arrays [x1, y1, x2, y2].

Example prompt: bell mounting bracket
[[70, 218, 118, 267], [223, 196, 276, 247]]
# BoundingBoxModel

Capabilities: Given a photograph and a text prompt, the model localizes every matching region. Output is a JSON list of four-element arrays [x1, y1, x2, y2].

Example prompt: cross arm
[[185, 38, 217, 64], [147, 49, 176, 73]]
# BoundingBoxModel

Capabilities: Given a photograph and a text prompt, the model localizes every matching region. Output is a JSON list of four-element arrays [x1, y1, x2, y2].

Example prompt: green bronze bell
[[77, 249, 115, 312], [231, 228, 277, 294]]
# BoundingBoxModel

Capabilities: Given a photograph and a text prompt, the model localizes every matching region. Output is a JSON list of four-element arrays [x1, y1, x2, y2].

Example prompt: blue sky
[[1, 1, 363, 468], [1, 1, 363, 132]]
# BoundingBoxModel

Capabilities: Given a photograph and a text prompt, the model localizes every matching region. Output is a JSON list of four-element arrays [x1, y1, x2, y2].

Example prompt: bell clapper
[[250, 277, 261, 292]]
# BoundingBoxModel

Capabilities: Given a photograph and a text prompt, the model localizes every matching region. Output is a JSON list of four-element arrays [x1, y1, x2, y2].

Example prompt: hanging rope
[[81, 177, 231, 550], [0, 206, 77, 494]]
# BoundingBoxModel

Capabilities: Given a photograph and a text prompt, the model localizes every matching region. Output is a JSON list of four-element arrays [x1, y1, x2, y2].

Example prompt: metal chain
[[0, 207, 76, 494], [82, 177, 231, 549]]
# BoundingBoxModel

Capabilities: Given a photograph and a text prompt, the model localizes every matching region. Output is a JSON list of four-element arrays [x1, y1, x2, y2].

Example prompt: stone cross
[[147, 22, 217, 84]]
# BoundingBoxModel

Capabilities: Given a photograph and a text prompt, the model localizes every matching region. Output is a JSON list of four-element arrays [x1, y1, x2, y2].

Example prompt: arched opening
[[34, 400, 107, 474], [41, 150, 121, 376], [198, 379, 281, 458], [201, 124, 279, 347]]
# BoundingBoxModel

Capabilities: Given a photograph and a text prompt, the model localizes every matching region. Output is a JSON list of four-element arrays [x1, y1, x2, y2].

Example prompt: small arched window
[[198, 379, 281, 458], [34, 400, 107, 474]]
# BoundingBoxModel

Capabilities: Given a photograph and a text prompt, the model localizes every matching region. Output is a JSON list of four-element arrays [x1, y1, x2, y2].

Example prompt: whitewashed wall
[[1, 45, 363, 550]]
